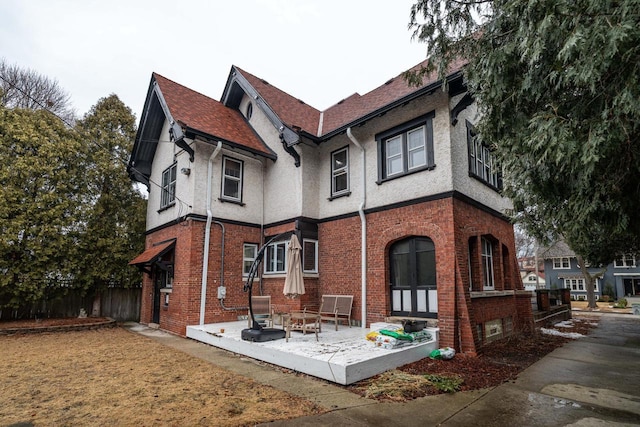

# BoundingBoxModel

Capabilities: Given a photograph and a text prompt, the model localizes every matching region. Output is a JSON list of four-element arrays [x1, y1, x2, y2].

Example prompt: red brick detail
[[140, 196, 533, 353]]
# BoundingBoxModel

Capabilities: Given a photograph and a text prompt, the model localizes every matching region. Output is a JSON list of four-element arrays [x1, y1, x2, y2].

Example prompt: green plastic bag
[[429, 349, 442, 359]]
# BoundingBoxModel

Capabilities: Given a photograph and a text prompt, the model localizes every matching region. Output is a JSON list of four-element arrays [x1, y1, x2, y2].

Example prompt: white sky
[[0, 0, 428, 120]]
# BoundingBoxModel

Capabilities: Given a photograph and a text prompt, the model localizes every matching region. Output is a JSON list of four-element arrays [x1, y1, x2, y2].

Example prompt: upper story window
[[331, 146, 349, 197], [221, 157, 243, 202], [467, 121, 502, 190], [376, 113, 435, 183], [481, 237, 495, 290], [614, 254, 636, 268], [245, 102, 253, 120], [552, 257, 571, 269], [243, 243, 258, 276], [302, 239, 318, 273], [160, 163, 177, 209], [264, 240, 287, 274]]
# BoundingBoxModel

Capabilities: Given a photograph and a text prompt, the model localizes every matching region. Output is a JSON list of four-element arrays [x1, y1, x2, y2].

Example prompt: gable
[[128, 73, 276, 187]]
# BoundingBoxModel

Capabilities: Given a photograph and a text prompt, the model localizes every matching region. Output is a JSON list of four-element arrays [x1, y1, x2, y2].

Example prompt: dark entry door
[[152, 269, 162, 323], [389, 237, 437, 318], [624, 278, 640, 296]]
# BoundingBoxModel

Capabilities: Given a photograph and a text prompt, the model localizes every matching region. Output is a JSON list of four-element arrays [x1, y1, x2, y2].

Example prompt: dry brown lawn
[[1, 327, 323, 426]]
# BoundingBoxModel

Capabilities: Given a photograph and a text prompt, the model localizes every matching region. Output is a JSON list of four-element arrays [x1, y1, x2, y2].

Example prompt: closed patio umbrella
[[283, 234, 305, 298]]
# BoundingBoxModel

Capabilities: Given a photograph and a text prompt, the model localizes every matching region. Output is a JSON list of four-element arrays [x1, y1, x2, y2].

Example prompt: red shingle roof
[[236, 58, 466, 138], [235, 67, 321, 136], [153, 73, 274, 158], [129, 240, 174, 266]]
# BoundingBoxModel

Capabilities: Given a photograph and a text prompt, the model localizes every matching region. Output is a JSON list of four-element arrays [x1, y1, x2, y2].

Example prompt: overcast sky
[[0, 0, 428, 120]]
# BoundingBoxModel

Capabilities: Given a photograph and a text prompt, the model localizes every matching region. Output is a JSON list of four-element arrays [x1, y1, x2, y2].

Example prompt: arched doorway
[[389, 236, 437, 318]]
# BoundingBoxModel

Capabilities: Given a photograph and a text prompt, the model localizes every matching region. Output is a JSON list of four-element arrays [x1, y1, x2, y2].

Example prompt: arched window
[[389, 237, 437, 318]]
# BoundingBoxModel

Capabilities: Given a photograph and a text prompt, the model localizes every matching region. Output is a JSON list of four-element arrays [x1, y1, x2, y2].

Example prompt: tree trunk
[[577, 255, 598, 309]]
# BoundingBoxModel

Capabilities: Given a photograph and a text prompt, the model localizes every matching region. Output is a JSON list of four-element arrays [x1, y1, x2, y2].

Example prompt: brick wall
[[140, 195, 532, 354]]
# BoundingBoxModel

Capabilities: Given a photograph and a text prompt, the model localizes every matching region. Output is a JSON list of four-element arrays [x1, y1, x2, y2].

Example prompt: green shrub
[[424, 374, 463, 393], [614, 298, 628, 308]]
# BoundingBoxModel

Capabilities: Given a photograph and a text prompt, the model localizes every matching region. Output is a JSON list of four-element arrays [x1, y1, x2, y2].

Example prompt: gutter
[[346, 127, 367, 328], [200, 141, 223, 325]]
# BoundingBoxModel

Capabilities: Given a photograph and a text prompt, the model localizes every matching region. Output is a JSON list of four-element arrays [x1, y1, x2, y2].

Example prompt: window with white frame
[[221, 157, 243, 202], [243, 243, 258, 276], [331, 147, 349, 197], [160, 163, 177, 208], [481, 237, 495, 290], [467, 121, 502, 190], [264, 240, 287, 274], [552, 257, 571, 269], [302, 239, 318, 273], [614, 254, 636, 268], [564, 278, 599, 292], [376, 113, 435, 182]]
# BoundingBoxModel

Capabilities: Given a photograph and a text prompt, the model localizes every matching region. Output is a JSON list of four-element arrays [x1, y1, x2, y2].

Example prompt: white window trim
[[331, 147, 349, 196], [221, 157, 243, 202], [552, 257, 571, 269], [564, 278, 599, 292], [264, 240, 288, 274], [302, 239, 318, 273], [160, 163, 177, 208], [482, 237, 495, 290], [614, 254, 636, 268], [242, 243, 258, 277]]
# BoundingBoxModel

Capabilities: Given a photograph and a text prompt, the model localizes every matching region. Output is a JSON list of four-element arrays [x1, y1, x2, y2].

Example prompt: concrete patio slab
[[186, 321, 439, 385]]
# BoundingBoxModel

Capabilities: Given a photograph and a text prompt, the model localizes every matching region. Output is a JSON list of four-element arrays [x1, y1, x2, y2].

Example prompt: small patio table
[[284, 310, 320, 342]]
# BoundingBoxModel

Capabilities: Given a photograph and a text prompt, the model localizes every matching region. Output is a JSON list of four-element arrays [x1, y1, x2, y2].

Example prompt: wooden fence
[[0, 286, 141, 322]]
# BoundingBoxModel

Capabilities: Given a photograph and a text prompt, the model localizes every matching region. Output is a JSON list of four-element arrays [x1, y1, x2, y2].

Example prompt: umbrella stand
[[241, 233, 288, 342]]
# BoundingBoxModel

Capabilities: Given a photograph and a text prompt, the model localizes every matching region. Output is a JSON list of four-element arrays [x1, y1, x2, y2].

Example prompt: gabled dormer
[[128, 73, 276, 189]]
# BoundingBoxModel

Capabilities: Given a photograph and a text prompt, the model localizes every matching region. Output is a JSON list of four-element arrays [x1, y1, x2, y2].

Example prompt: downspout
[[346, 128, 367, 328], [200, 141, 223, 325]]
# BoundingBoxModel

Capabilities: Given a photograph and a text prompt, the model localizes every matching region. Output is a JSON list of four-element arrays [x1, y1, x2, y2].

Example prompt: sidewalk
[[125, 312, 640, 426]]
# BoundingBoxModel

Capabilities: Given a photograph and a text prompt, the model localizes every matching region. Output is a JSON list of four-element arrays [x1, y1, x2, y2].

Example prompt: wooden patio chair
[[248, 295, 274, 328]]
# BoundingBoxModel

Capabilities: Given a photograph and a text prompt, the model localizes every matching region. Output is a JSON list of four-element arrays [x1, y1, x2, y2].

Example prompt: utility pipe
[[346, 128, 367, 328], [200, 141, 222, 325]]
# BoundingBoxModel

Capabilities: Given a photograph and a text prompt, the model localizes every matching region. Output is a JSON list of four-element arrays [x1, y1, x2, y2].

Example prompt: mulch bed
[[348, 315, 600, 400]]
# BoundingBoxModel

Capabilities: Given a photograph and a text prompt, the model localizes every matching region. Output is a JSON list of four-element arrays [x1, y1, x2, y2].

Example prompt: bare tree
[[0, 59, 76, 123], [514, 224, 536, 259]]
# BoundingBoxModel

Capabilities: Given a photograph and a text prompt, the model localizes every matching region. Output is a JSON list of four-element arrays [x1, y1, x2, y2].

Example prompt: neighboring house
[[541, 240, 640, 300], [520, 270, 545, 292], [518, 256, 545, 291], [127, 58, 533, 355]]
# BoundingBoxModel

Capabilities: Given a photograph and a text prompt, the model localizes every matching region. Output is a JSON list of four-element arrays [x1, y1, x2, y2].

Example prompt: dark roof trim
[[152, 81, 194, 162], [184, 127, 277, 161], [320, 70, 464, 141], [451, 92, 474, 126], [223, 67, 300, 147]]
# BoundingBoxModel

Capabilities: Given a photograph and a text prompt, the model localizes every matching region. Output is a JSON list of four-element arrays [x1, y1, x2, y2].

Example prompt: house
[[541, 240, 640, 300], [127, 58, 533, 355], [521, 270, 545, 292]]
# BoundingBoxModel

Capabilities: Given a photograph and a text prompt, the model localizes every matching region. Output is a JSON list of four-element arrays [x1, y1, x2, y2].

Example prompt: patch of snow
[[554, 320, 575, 328], [540, 328, 585, 339]]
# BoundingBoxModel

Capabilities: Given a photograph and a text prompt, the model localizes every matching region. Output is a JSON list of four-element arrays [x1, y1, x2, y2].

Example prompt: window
[[243, 243, 258, 276], [564, 278, 599, 292], [245, 102, 253, 120], [331, 147, 349, 197], [160, 163, 177, 208], [481, 237, 495, 290], [614, 254, 636, 268], [264, 240, 287, 274], [376, 113, 435, 182], [553, 257, 571, 269], [302, 239, 318, 273], [221, 157, 243, 202], [467, 121, 502, 190]]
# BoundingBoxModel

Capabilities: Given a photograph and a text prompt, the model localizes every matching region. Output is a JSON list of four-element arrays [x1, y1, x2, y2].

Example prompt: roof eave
[[320, 70, 464, 141]]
